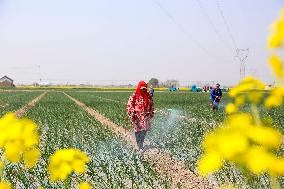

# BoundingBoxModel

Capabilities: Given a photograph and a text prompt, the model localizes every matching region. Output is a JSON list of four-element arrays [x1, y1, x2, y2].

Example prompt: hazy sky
[[0, 0, 283, 86]]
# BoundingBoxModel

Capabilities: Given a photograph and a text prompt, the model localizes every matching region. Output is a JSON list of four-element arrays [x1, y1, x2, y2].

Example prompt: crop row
[[66, 92, 221, 169], [0, 91, 42, 116], [13, 92, 171, 189], [66, 91, 284, 188]]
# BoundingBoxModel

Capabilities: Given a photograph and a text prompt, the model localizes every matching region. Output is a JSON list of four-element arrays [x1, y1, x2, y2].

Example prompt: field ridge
[[15, 92, 47, 118]]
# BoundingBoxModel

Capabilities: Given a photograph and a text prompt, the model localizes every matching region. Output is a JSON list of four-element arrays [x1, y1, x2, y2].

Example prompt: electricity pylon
[[235, 48, 249, 81]]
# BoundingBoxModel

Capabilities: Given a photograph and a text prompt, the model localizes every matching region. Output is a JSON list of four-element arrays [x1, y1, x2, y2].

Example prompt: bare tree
[[148, 78, 159, 87], [162, 80, 179, 88]]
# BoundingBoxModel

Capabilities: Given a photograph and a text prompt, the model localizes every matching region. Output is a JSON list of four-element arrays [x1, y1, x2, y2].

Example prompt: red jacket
[[126, 92, 154, 132]]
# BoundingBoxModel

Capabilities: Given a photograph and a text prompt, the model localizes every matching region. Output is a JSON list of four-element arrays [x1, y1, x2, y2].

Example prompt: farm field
[[0, 91, 42, 116], [1, 1, 284, 188], [21, 92, 172, 188], [67, 91, 284, 188], [0, 90, 283, 188]]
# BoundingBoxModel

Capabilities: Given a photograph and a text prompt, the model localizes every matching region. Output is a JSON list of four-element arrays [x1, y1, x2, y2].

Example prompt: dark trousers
[[135, 130, 147, 150]]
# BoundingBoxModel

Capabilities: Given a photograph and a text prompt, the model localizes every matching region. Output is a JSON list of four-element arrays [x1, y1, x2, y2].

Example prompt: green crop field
[[66, 91, 284, 188], [20, 92, 171, 188], [0, 90, 283, 188], [1, 2, 283, 189], [0, 91, 42, 116]]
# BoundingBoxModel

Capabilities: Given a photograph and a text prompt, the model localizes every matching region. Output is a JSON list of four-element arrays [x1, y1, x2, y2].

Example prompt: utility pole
[[38, 65, 41, 83]]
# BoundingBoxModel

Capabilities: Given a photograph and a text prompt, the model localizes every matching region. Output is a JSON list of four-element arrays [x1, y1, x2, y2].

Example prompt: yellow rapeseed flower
[[269, 55, 284, 78], [216, 132, 249, 160], [268, 158, 284, 176], [5, 141, 22, 162], [197, 151, 222, 176], [227, 113, 253, 132], [0, 113, 40, 167], [48, 149, 90, 181], [268, 33, 283, 48], [244, 147, 275, 175], [265, 95, 281, 108], [199, 7, 284, 181], [264, 88, 284, 108], [23, 148, 41, 168], [274, 16, 284, 35], [79, 182, 92, 189], [225, 103, 237, 114], [247, 125, 282, 149], [202, 114, 252, 160], [0, 181, 12, 189], [268, 9, 284, 48], [234, 96, 245, 107], [199, 111, 284, 177], [202, 132, 216, 150], [229, 77, 265, 104]]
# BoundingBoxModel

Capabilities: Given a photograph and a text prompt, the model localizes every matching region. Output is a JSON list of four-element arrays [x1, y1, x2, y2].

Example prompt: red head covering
[[136, 81, 149, 108]]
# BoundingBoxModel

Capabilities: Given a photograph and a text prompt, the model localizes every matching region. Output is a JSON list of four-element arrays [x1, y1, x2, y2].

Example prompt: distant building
[[0, 76, 15, 87]]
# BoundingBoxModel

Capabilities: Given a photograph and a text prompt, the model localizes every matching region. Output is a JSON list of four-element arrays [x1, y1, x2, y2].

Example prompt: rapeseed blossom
[[198, 7, 284, 188], [246, 125, 282, 149], [199, 39, 284, 180], [225, 103, 237, 114], [229, 76, 265, 105], [197, 113, 283, 177], [79, 182, 92, 189], [198, 151, 222, 176], [265, 88, 284, 109], [268, 8, 284, 48], [0, 112, 40, 167], [23, 148, 41, 168], [244, 146, 275, 175], [269, 55, 284, 78], [0, 181, 12, 189], [265, 9, 284, 111], [48, 149, 90, 181]]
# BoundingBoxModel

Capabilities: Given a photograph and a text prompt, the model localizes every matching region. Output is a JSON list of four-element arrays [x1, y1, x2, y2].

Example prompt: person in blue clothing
[[149, 85, 154, 96], [210, 83, 222, 111]]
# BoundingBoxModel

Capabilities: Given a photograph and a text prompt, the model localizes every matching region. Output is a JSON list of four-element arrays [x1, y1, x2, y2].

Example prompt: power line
[[194, 0, 234, 53], [215, 0, 238, 49], [151, 0, 206, 52], [215, 0, 250, 80], [150, 0, 228, 62]]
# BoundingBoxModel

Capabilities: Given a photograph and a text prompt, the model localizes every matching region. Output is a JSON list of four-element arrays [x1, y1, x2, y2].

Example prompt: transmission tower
[[235, 48, 249, 80]]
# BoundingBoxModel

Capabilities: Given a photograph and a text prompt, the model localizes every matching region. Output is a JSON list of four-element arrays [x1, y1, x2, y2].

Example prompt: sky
[[0, 0, 283, 86]]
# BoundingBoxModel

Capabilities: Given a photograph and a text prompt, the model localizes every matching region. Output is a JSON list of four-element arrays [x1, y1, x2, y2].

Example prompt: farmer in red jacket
[[127, 81, 154, 152]]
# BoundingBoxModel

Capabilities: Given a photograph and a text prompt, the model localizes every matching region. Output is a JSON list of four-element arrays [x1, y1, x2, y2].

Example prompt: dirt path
[[64, 92, 213, 189], [14, 92, 47, 118]]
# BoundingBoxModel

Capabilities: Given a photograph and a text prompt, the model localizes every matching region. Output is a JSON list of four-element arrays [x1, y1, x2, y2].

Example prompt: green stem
[[271, 176, 280, 189], [0, 154, 5, 180], [251, 105, 261, 125]]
